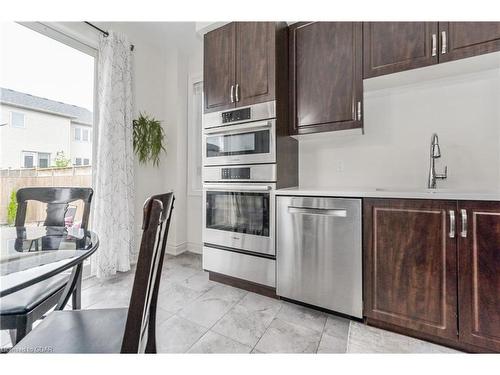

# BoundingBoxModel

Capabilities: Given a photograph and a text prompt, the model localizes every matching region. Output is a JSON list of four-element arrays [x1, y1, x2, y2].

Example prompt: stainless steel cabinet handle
[[357, 101, 362, 121], [441, 31, 447, 54], [449, 210, 455, 238], [431, 34, 437, 56], [235, 84, 240, 102], [204, 184, 272, 192], [288, 207, 347, 217], [460, 209, 468, 238], [230, 85, 234, 103], [204, 120, 272, 135]]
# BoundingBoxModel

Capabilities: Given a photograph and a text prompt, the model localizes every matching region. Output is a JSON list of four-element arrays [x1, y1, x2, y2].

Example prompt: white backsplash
[[298, 67, 500, 192]]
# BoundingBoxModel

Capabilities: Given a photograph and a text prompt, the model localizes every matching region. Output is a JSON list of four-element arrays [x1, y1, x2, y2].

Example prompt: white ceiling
[[94, 21, 202, 54]]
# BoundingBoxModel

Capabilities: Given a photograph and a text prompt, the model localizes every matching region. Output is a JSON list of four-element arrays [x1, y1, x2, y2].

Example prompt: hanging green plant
[[132, 112, 166, 167]]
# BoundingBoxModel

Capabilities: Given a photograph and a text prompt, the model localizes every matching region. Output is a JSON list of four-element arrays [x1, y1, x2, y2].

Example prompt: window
[[11, 111, 25, 128], [22, 152, 35, 168], [38, 153, 50, 168], [187, 78, 203, 195], [1, 22, 94, 229], [83, 158, 90, 166]]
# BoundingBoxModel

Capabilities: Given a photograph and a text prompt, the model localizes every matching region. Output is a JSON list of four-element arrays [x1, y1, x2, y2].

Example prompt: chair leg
[[56, 263, 82, 310], [71, 269, 82, 310], [11, 315, 33, 345]]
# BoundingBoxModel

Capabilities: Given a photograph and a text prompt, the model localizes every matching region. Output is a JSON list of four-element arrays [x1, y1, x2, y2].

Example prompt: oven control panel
[[221, 167, 251, 180], [221, 107, 251, 124]]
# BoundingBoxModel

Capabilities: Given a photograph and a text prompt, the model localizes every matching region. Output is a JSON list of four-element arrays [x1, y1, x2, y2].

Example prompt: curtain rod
[[84, 21, 135, 51]]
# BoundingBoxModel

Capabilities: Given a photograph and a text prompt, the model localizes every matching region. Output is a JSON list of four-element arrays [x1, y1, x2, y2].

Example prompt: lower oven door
[[203, 183, 275, 256]]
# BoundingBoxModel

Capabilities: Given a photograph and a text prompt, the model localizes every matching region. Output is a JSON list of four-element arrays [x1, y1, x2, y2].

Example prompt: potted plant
[[132, 113, 166, 167]]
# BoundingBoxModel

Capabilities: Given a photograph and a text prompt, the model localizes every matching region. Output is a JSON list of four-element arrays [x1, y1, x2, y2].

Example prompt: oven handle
[[203, 120, 273, 135], [204, 184, 272, 192]]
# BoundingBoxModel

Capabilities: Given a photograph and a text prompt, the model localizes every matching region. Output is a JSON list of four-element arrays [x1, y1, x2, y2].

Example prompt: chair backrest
[[15, 187, 93, 229], [120, 192, 175, 354]]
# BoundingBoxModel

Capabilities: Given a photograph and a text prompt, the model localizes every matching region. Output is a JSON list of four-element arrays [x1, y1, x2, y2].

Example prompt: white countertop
[[275, 186, 500, 201]]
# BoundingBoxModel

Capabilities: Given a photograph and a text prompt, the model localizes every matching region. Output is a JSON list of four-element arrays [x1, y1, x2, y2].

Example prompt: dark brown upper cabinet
[[439, 22, 500, 63], [363, 22, 500, 79], [203, 23, 236, 113], [458, 201, 500, 352], [204, 22, 278, 113], [289, 22, 363, 135], [235, 22, 276, 107], [363, 198, 459, 342], [363, 22, 438, 78]]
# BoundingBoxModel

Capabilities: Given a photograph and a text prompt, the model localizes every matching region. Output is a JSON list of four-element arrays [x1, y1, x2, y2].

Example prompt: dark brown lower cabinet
[[458, 201, 500, 352], [364, 198, 500, 352], [364, 199, 459, 341]]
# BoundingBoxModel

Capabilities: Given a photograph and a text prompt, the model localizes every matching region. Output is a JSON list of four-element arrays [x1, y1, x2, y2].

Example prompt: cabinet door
[[203, 23, 235, 113], [364, 199, 458, 341], [235, 22, 275, 107], [289, 22, 363, 134], [458, 201, 500, 352], [439, 22, 500, 63], [363, 22, 438, 78]]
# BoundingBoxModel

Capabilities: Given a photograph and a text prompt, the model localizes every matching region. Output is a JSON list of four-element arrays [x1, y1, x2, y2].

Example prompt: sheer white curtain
[[91, 31, 135, 278]]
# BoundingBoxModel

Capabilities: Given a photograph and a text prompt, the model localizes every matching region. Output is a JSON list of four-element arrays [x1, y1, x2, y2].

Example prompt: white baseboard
[[166, 242, 187, 256], [186, 241, 202, 254]]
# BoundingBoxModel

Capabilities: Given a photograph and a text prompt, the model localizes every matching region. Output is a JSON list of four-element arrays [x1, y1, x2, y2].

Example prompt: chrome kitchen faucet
[[427, 133, 448, 189]]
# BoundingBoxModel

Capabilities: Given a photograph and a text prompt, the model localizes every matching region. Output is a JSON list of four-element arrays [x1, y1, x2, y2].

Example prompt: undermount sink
[[374, 187, 459, 194]]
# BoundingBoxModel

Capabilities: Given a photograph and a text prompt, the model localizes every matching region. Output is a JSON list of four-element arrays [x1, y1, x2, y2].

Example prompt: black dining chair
[[10, 192, 175, 353], [0, 187, 93, 345]]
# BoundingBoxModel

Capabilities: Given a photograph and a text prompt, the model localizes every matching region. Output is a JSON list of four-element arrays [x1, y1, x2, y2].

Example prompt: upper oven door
[[203, 120, 276, 166], [203, 183, 275, 256]]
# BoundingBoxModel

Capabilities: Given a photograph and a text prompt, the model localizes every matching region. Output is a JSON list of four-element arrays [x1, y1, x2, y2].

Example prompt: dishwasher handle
[[288, 206, 347, 217]]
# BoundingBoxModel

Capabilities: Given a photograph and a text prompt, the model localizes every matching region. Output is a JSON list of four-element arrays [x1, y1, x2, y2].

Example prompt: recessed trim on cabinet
[[439, 22, 500, 63], [203, 23, 236, 113], [364, 199, 458, 341], [458, 201, 500, 352], [289, 22, 363, 135], [363, 22, 438, 78]]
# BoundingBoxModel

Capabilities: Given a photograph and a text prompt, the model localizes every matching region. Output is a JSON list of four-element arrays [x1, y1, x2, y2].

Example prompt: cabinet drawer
[[203, 246, 275, 287]]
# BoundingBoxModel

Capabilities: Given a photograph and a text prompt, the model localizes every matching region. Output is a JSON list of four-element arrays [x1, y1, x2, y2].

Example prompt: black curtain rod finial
[[84, 21, 134, 51]]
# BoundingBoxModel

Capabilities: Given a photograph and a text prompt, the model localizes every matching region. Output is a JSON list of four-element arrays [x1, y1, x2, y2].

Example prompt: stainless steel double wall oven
[[202, 101, 280, 287]]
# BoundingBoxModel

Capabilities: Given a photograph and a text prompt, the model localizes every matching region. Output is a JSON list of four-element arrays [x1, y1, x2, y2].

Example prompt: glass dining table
[[0, 226, 99, 306]]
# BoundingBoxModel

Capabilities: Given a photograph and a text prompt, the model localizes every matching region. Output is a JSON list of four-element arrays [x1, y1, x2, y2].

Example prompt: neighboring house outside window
[[21, 151, 50, 168], [11, 111, 25, 128], [74, 126, 91, 142], [38, 152, 50, 168], [22, 151, 35, 168]]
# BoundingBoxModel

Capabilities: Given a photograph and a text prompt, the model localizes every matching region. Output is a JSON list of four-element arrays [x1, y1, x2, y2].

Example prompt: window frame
[[11, 111, 26, 129], [187, 73, 203, 197], [74, 127, 82, 141], [37, 152, 51, 168], [22, 151, 36, 168]]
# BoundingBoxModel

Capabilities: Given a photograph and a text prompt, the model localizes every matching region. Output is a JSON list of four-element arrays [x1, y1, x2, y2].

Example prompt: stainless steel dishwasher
[[276, 196, 363, 318]]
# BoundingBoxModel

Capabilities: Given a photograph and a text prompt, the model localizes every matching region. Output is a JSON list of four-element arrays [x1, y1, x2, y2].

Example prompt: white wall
[[0, 104, 71, 168], [299, 66, 500, 191], [70, 123, 92, 164]]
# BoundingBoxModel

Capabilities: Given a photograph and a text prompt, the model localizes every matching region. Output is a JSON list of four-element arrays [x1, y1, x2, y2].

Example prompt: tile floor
[[1, 252, 460, 353]]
